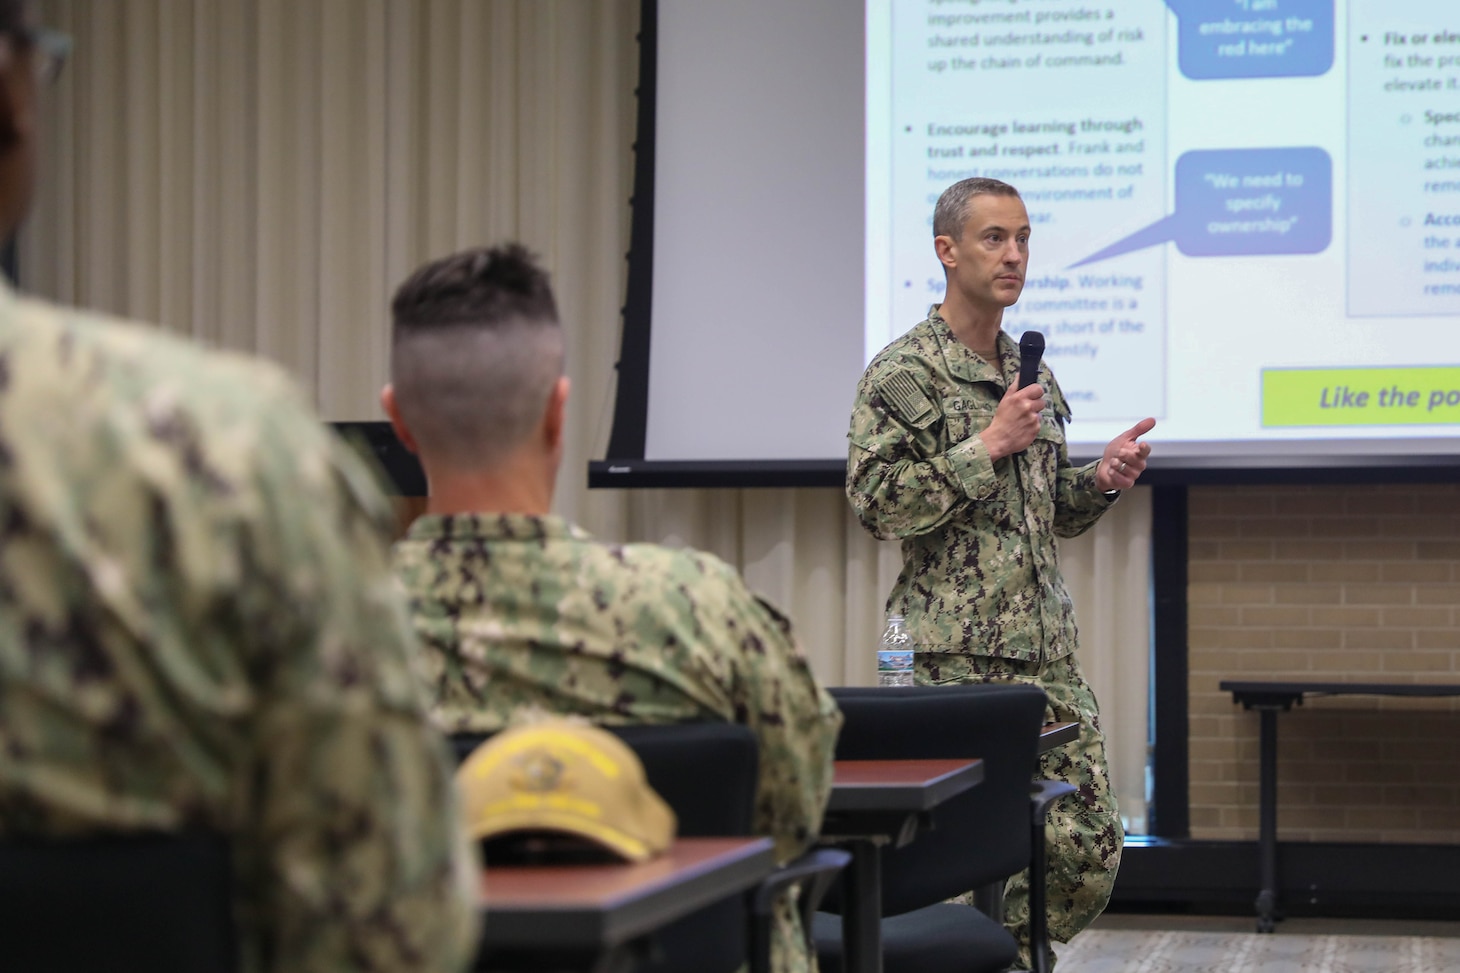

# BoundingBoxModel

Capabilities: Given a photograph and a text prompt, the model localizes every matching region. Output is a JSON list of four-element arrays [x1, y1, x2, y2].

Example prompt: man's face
[[938, 193, 1031, 312]]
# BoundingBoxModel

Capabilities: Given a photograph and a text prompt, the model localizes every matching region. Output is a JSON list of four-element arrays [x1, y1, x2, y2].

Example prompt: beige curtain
[[24, 0, 1152, 831], [1060, 488, 1152, 834]]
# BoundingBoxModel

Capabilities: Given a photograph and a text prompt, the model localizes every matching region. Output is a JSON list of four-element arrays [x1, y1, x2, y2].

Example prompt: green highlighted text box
[[1263, 367, 1460, 427]]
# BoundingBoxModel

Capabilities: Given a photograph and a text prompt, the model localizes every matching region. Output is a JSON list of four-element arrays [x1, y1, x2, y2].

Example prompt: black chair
[[0, 831, 237, 973], [813, 684, 1074, 973], [454, 723, 846, 973]]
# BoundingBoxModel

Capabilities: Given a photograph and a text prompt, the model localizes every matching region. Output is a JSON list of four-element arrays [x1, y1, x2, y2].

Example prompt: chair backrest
[[602, 723, 760, 836], [454, 722, 760, 973], [0, 831, 237, 973], [825, 683, 1046, 917]]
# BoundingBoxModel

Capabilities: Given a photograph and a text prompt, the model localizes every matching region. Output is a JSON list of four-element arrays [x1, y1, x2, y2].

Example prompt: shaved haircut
[[389, 245, 564, 470], [932, 177, 1021, 242]]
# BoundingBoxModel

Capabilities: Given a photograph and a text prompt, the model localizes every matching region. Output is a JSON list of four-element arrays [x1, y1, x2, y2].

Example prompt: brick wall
[[1187, 483, 1460, 843]]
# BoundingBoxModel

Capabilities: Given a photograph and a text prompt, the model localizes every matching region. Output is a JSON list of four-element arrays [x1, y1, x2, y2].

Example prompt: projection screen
[[593, 0, 1460, 487]]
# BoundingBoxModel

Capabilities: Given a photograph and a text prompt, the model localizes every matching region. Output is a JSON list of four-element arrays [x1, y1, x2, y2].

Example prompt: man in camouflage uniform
[[384, 244, 843, 973], [845, 177, 1155, 968], [0, 4, 479, 970]]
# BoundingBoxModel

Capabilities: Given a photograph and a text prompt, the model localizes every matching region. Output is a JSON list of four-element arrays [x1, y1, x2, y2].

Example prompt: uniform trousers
[[916, 650, 1123, 969]]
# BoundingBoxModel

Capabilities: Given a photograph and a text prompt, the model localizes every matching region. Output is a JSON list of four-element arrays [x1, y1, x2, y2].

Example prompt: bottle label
[[877, 649, 914, 672]]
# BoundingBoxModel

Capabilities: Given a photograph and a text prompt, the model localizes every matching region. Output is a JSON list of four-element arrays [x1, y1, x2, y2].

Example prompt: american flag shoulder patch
[[877, 368, 934, 426]]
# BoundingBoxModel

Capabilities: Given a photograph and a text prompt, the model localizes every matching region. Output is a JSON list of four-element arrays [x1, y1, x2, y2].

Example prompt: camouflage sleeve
[[708, 559, 842, 864], [234, 402, 478, 973], [1048, 377, 1115, 539], [846, 363, 996, 541]]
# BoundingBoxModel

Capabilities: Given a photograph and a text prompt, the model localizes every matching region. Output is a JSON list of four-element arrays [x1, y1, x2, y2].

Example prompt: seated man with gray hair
[[383, 244, 843, 973]]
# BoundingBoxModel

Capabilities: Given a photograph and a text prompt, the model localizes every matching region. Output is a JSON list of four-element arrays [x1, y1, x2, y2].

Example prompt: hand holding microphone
[[979, 331, 1046, 462]]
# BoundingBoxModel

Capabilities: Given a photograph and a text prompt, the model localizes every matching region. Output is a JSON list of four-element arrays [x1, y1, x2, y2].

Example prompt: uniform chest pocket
[[1033, 412, 1064, 445], [942, 397, 996, 446], [1023, 413, 1066, 488]]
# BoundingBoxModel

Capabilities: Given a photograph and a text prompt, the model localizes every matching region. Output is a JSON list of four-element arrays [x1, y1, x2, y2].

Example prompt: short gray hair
[[389, 245, 564, 471], [932, 177, 1021, 241]]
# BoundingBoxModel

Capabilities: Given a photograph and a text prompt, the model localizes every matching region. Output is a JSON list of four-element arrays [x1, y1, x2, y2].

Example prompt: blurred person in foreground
[[846, 177, 1155, 969], [384, 243, 842, 973], [0, 2, 478, 969]]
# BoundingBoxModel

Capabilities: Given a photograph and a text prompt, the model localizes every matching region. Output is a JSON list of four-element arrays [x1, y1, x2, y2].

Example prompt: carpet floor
[[1058, 929, 1460, 972]]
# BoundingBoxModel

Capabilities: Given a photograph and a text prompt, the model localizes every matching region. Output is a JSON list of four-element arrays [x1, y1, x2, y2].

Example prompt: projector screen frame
[[601, 0, 657, 466], [583, 454, 1460, 491]]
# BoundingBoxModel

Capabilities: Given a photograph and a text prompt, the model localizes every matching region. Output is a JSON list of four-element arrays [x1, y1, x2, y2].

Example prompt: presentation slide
[[867, 0, 1460, 459]]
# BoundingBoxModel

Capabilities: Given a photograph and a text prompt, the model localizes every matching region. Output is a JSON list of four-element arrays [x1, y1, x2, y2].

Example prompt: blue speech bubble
[[1069, 147, 1332, 268], [1165, 0, 1334, 80]]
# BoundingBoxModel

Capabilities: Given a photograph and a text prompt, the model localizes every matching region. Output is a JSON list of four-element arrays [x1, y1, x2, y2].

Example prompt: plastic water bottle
[[877, 614, 914, 687]]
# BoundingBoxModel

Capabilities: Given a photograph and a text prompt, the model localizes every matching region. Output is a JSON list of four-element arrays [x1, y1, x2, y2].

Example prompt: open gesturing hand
[[1095, 418, 1156, 492]]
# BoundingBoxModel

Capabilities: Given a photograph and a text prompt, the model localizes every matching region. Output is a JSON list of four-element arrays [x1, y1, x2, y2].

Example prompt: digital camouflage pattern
[[847, 305, 1122, 965], [0, 285, 479, 973], [919, 652, 1123, 968], [394, 512, 843, 973], [847, 306, 1113, 661]]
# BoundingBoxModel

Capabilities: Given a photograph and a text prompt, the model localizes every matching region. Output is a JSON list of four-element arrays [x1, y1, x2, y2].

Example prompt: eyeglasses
[[10, 25, 70, 85]]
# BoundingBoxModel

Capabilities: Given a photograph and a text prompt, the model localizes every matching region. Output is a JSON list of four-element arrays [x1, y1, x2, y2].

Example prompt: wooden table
[[480, 836, 775, 973], [820, 758, 985, 973], [1221, 680, 1460, 933]]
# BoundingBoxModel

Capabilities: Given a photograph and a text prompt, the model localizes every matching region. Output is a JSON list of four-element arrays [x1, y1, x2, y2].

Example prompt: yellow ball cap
[[456, 720, 677, 863]]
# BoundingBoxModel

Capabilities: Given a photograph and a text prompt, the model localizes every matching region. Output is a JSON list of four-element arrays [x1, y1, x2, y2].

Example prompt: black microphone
[[1017, 330, 1045, 390]]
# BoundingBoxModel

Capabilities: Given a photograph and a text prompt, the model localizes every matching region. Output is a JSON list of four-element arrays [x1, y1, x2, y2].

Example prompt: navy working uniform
[[846, 305, 1123, 962], [0, 284, 479, 973]]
